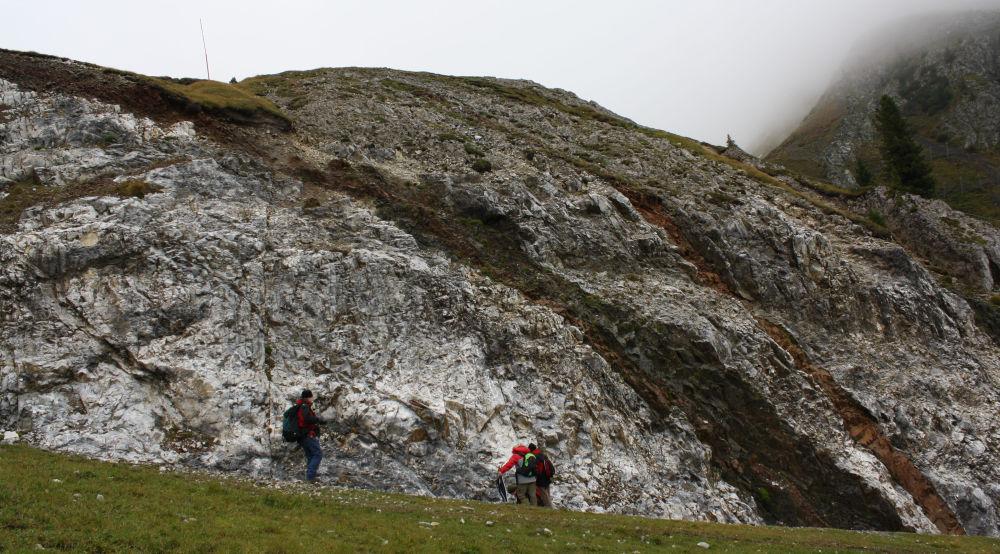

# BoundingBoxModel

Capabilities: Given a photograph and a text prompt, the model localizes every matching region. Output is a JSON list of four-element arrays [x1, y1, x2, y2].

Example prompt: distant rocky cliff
[[767, 11, 1000, 224], [2, 49, 1000, 535]]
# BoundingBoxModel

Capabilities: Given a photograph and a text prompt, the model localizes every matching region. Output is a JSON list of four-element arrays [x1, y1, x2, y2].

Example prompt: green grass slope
[[1, 446, 997, 553]]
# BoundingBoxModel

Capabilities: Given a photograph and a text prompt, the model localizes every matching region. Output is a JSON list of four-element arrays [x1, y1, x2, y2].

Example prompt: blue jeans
[[298, 436, 323, 481]]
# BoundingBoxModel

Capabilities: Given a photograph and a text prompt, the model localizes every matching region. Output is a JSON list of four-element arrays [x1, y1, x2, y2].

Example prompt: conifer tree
[[854, 158, 873, 186], [874, 95, 935, 197]]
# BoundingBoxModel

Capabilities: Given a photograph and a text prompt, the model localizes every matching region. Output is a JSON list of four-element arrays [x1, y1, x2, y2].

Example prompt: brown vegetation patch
[[163, 424, 219, 453], [0, 172, 128, 234], [0, 49, 290, 143], [0, 159, 179, 233]]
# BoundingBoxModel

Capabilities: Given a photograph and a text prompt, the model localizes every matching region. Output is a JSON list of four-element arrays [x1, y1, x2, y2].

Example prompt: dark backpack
[[515, 452, 537, 478], [536, 454, 555, 480], [281, 404, 304, 442]]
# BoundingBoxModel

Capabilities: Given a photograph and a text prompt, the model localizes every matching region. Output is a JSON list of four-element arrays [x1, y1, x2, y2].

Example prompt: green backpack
[[515, 452, 537, 478], [281, 404, 304, 442]]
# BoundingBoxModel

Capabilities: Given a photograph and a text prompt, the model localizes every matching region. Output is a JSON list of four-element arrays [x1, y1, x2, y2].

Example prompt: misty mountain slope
[[766, 11, 1000, 224], [1, 49, 999, 535]]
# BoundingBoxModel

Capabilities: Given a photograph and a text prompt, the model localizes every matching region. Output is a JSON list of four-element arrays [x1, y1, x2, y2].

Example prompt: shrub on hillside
[[867, 209, 886, 227], [464, 142, 485, 157], [471, 159, 493, 173]]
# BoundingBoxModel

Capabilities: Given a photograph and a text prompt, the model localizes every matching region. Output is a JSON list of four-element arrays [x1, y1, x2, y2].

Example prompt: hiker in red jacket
[[533, 446, 556, 508], [296, 389, 324, 483], [498, 443, 538, 506]]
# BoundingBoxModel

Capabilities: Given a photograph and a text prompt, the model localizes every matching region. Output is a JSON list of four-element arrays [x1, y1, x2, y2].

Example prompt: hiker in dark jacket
[[533, 446, 555, 508], [498, 443, 538, 506], [296, 389, 324, 483]]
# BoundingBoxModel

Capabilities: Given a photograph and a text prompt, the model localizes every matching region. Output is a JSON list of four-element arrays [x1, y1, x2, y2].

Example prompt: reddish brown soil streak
[[757, 319, 964, 535]]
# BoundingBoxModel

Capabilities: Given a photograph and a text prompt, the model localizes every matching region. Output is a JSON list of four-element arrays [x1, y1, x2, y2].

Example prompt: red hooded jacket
[[498, 444, 533, 474], [296, 399, 322, 438]]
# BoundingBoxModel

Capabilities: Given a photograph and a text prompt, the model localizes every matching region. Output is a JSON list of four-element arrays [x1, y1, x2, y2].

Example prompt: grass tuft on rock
[[150, 79, 290, 124], [868, 209, 887, 227], [0, 173, 44, 233], [117, 179, 161, 199]]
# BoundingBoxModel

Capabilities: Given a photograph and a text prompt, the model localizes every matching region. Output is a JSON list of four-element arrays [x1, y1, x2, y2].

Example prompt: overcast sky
[[6, 0, 1000, 153]]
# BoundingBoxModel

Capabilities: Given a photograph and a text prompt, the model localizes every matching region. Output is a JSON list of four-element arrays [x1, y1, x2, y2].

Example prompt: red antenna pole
[[200, 19, 211, 80]]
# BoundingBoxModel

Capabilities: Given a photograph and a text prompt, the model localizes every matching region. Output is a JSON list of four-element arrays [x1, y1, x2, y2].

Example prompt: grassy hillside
[[1, 446, 997, 552], [766, 98, 848, 179]]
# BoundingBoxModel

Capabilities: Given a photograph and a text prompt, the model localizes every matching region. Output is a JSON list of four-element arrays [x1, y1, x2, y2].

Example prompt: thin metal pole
[[200, 19, 211, 80]]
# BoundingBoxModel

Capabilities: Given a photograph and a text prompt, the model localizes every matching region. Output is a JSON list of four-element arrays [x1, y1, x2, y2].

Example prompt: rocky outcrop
[[720, 136, 760, 167], [853, 188, 1000, 292], [2, 50, 1000, 535]]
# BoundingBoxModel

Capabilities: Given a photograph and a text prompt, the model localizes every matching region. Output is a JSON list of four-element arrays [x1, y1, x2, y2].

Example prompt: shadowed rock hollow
[[1, 49, 999, 535]]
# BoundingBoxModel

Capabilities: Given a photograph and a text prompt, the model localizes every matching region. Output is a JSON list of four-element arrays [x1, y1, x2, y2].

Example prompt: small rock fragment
[[697, 541, 710, 549]]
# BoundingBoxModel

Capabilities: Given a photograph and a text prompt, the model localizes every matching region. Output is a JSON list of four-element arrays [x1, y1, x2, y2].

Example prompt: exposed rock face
[[2, 50, 1000, 535], [767, 11, 1000, 223], [721, 136, 760, 167], [852, 188, 1000, 292]]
